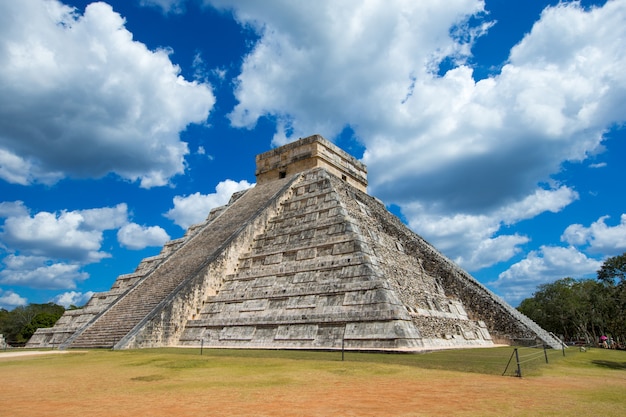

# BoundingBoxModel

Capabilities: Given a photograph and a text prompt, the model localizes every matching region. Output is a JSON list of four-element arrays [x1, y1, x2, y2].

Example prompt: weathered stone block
[[275, 324, 318, 340]]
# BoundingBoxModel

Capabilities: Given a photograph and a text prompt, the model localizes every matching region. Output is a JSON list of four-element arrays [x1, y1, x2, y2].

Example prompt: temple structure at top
[[255, 134, 367, 192]]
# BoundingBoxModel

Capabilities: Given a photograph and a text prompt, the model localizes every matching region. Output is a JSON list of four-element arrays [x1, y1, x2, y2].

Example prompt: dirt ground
[[2, 350, 625, 417]]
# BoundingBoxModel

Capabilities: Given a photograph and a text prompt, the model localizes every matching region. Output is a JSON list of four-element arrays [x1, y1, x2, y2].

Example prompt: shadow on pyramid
[[28, 135, 561, 351]]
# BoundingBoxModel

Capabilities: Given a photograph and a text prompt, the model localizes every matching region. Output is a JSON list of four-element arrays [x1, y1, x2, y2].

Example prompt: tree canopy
[[518, 252, 626, 345], [0, 303, 65, 345], [598, 252, 626, 284]]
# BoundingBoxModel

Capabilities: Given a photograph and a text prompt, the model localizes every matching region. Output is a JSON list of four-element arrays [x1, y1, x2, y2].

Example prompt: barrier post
[[341, 323, 347, 361]]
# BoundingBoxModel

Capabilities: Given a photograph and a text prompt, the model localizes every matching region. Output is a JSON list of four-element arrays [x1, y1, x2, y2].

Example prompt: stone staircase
[[64, 177, 294, 349]]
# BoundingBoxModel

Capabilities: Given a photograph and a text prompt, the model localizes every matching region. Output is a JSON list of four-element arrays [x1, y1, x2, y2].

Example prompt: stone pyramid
[[28, 135, 561, 351]]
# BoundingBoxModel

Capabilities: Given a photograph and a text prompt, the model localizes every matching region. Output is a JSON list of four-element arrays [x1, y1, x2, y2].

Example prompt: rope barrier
[[518, 354, 545, 362], [501, 345, 565, 377], [516, 342, 545, 350]]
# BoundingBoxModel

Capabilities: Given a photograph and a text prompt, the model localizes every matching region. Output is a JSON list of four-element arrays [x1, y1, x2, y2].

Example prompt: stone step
[[67, 177, 293, 348]]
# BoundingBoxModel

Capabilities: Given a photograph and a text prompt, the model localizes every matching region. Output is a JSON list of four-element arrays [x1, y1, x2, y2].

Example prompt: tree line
[[0, 302, 67, 346], [517, 252, 626, 347]]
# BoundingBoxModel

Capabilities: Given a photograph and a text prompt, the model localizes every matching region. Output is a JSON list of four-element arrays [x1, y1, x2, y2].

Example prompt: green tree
[[519, 278, 574, 339], [597, 253, 626, 284], [0, 303, 65, 344], [20, 311, 61, 341], [597, 253, 626, 342], [518, 277, 602, 342], [518, 252, 626, 345]]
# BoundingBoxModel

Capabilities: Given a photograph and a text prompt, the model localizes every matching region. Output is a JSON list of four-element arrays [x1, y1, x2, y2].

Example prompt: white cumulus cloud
[[491, 245, 603, 306], [0, 202, 141, 290], [1, 203, 128, 263], [0, 289, 28, 309], [0, 0, 215, 187], [165, 179, 253, 229], [0, 201, 29, 219], [0, 255, 88, 290], [52, 290, 95, 308], [562, 214, 626, 255], [403, 186, 577, 270], [117, 223, 171, 250]]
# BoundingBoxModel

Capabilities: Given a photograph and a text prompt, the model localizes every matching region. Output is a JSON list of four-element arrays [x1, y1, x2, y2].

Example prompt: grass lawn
[[1, 346, 625, 416]]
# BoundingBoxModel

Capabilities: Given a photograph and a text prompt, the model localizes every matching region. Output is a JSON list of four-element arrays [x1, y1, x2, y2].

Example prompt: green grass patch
[[0, 344, 608, 378], [2, 346, 625, 416], [136, 345, 567, 376]]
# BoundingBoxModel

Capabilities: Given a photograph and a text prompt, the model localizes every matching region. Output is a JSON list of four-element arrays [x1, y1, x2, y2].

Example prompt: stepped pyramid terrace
[[28, 135, 561, 351]]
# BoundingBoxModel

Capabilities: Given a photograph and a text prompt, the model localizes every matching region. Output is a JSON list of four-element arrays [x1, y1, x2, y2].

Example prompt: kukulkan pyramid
[[28, 135, 561, 351]]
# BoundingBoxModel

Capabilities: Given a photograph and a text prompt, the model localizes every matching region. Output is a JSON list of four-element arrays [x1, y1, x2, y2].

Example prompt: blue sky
[[1, 0, 625, 310]]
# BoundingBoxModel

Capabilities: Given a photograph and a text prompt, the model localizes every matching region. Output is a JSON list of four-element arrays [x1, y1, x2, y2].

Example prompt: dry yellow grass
[[1, 347, 625, 416]]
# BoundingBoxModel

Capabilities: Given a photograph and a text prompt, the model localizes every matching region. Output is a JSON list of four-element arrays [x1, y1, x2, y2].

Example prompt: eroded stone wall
[[332, 175, 494, 349], [350, 187, 560, 348]]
